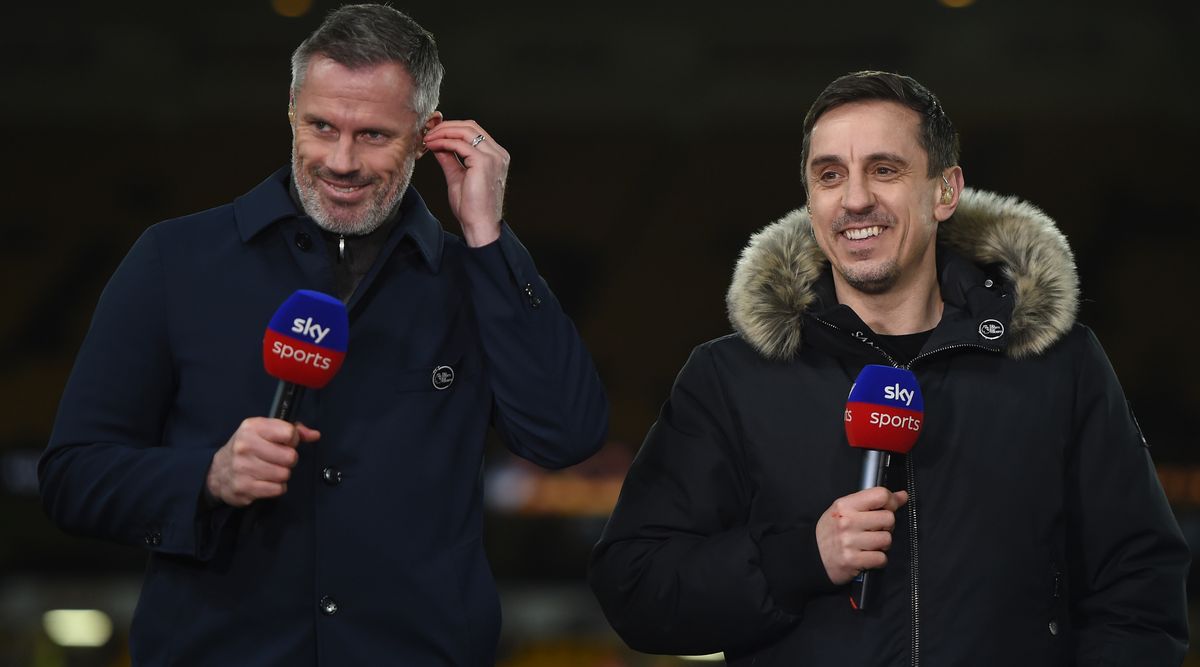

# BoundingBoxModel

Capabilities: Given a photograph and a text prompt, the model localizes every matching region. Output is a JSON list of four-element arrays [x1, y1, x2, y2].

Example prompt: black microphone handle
[[269, 380, 305, 421], [851, 448, 892, 611]]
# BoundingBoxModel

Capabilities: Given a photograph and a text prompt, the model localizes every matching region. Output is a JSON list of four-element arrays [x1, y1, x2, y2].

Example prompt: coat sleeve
[[588, 343, 819, 656], [462, 222, 608, 468], [1066, 327, 1189, 665], [38, 229, 232, 560]]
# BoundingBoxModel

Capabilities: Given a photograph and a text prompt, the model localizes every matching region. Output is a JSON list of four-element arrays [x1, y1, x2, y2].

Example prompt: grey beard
[[292, 148, 415, 236]]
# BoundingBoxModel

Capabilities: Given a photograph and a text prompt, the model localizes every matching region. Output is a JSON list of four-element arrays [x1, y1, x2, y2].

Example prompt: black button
[[522, 283, 542, 309], [144, 529, 162, 547], [322, 466, 342, 486], [295, 233, 313, 251], [319, 596, 338, 616]]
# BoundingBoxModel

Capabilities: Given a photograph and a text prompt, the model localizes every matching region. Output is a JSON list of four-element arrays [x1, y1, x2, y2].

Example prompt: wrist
[[461, 220, 502, 248]]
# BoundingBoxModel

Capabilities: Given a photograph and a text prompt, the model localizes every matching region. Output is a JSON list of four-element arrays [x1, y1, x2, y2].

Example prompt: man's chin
[[310, 201, 378, 235], [315, 217, 373, 236], [840, 264, 899, 295]]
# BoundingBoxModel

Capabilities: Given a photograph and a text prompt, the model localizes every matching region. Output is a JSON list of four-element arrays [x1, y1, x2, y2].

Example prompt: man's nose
[[842, 174, 876, 214], [325, 136, 360, 175]]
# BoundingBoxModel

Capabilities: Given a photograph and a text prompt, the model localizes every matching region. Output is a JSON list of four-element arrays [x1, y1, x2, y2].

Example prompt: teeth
[[324, 181, 364, 193], [843, 226, 883, 240]]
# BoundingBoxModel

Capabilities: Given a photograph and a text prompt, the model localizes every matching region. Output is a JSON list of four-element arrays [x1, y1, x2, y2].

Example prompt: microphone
[[843, 364, 924, 611], [262, 290, 349, 421]]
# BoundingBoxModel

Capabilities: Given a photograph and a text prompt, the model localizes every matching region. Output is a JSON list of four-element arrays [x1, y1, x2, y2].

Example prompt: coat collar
[[726, 188, 1079, 361], [233, 166, 444, 272]]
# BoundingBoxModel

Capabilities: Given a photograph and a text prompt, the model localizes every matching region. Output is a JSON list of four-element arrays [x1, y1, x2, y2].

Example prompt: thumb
[[295, 423, 322, 443], [889, 490, 909, 511]]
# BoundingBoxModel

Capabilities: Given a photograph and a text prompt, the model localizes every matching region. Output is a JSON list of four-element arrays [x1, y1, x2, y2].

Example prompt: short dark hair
[[800, 71, 959, 185], [291, 4, 444, 123]]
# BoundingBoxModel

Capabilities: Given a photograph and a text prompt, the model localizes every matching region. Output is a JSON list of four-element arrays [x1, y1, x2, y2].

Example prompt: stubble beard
[[830, 210, 901, 295], [292, 146, 416, 236]]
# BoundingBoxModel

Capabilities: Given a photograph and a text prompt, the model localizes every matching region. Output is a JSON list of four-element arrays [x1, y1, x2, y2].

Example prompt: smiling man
[[589, 71, 1188, 666], [40, 5, 607, 665]]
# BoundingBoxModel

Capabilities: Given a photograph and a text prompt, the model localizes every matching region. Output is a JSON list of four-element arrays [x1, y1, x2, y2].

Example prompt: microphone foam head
[[262, 290, 349, 388], [844, 364, 924, 453]]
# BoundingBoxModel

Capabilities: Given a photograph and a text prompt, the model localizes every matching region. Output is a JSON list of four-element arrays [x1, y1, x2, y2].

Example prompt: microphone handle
[[269, 380, 305, 421], [859, 450, 889, 490], [851, 449, 891, 611]]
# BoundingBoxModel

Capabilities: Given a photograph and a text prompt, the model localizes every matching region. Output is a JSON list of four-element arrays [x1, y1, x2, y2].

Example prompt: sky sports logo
[[845, 365, 924, 453], [263, 291, 349, 389], [266, 317, 337, 369]]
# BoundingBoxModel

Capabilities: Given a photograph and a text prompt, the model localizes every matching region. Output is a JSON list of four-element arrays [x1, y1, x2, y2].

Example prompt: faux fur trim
[[725, 188, 1079, 361]]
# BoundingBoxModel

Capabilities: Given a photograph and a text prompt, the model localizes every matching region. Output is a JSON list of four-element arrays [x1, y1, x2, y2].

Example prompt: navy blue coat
[[40, 167, 609, 665]]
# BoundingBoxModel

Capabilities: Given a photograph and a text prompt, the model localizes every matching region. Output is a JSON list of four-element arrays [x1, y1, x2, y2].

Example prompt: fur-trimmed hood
[[726, 188, 1079, 361]]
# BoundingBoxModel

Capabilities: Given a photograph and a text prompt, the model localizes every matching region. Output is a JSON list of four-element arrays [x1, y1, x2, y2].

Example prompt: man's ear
[[934, 165, 964, 222], [416, 111, 444, 158]]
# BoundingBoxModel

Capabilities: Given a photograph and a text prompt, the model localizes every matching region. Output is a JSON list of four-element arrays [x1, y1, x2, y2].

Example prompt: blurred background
[[1, 0, 1197, 664]]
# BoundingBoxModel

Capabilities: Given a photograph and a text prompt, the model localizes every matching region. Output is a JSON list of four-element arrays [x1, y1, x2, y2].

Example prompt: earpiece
[[940, 174, 954, 204]]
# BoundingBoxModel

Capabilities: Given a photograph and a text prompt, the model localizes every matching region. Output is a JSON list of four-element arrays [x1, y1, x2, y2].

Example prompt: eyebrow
[[864, 152, 911, 168], [808, 152, 912, 173], [808, 155, 843, 172]]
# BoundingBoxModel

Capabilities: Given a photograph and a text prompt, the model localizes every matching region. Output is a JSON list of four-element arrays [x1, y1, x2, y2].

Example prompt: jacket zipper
[[905, 455, 919, 667], [814, 317, 999, 667]]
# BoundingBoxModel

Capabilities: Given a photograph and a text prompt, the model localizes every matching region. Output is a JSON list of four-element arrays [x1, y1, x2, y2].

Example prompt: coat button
[[319, 596, 338, 616], [1048, 620, 1059, 636], [295, 232, 313, 251], [983, 278, 994, 288], [144, 529, 162, 547], [322, 466, 342, 486], [522, 283, 542, 309]]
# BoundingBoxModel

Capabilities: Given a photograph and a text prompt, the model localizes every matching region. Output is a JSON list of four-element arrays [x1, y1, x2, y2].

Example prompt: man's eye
[[363, 131, 384, 141], [820, 171, 841, 181], [875, 166, 896, 176], [314, 122, 331, 132]]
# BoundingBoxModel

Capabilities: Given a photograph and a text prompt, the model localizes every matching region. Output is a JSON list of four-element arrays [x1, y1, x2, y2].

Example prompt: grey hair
[[290, 4, 444, 124]]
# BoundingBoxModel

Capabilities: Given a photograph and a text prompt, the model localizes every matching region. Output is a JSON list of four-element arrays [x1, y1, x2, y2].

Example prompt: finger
[[889, 490, 909, 510], [849, 528, 893, 553], [833, 486, 894, 514], [423, 119, 488, 140], [250, 417, 302, 445], [227, 474, 286, 505], [247, 480, 287, 500], [423, 126, 504, 157], [854, 551, 889, 571], [431, 147, 466, 180], [244, 458, 293, 484], [422, 136, 494, 164], [249, 440, 301, 468], [853, 508, 897, 533]]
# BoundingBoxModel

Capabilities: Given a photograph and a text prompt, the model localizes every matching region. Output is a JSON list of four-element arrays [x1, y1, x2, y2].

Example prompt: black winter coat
[[589, 189, 1188, 666]]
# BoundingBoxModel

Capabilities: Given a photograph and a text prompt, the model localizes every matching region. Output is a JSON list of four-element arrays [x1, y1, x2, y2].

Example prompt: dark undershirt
[[288, 177, 403, 302], [874, 329, 934, 366]]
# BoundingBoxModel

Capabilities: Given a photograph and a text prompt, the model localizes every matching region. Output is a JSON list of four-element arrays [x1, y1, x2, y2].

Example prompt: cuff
[[756, 523, 841, 613], [464, 221, 549, 314]]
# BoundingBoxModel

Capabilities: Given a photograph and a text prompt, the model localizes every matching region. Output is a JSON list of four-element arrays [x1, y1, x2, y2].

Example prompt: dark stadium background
[[2, 1, 1197, 664]]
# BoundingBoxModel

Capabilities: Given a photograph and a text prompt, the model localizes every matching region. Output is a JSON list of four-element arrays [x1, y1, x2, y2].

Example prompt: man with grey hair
[[589, 71, 1188, 665], [41, 4, 608, 664]]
